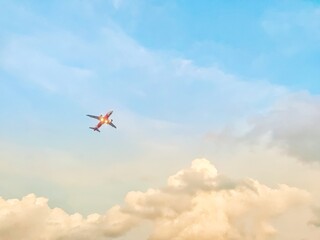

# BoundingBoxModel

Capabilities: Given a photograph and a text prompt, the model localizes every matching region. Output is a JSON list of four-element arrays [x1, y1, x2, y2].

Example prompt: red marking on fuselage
[[95, 116, 111, 130]]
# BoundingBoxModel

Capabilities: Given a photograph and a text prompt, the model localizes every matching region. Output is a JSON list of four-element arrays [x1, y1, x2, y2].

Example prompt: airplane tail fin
[[89, 127, 100, 132]]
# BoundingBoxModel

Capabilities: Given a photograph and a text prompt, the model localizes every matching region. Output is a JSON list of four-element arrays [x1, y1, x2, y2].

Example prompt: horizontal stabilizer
[[89, 127, 100, 132]]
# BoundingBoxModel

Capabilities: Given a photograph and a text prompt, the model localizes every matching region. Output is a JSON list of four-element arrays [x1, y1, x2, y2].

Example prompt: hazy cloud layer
[[0, 18, 287, 125], [262, 6, 320, 44], [0, 159, 310, 240], [310, 207, 320, 227], [247, 92, 320, 163]]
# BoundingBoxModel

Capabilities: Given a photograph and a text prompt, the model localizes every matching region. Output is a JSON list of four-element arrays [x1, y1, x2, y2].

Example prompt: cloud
[[262, 5, 320, 55], [111, 0, 123, 10], [0, 159, 310, 240], [0, 194, 137, 240], [1, 10, 288, 123], [1, 35, 93, 95], [310, 206, 320, 227], [247, 92, 320, 163], [262, 6, 320, 39]]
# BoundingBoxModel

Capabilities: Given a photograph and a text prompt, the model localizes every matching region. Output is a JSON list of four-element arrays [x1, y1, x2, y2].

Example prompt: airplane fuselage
[[99, 115, 111, 124]]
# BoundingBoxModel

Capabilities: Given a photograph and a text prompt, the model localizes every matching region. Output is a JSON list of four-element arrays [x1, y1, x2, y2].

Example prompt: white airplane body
[[86, 110, 116, 132]]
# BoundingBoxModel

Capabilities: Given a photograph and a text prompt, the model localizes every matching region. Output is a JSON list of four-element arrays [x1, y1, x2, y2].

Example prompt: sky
[[1, 0, 320, 239]]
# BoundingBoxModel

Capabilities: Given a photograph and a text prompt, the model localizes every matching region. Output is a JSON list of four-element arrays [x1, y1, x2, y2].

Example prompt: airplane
[[86, 110, 116, 132]]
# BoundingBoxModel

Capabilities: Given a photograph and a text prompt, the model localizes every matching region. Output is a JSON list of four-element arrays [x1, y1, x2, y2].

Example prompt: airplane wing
[[105, 110, 113, 118], [109, 122, 117, 128], [86, 114, 100, 120]]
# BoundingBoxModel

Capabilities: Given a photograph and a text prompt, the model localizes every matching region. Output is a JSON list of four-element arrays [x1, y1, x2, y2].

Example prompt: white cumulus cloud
[[0, 159, 310, 240]]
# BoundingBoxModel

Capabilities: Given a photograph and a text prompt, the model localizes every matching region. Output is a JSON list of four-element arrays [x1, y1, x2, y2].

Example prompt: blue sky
[[1, 1, 320, 239]]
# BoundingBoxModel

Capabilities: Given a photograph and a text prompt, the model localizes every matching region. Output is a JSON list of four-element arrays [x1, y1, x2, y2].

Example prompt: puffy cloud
[[0, 194, 137, 240], [247, 92, 320, 163], [122, 159, 310, 240], [0, 159, 310, 240]]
